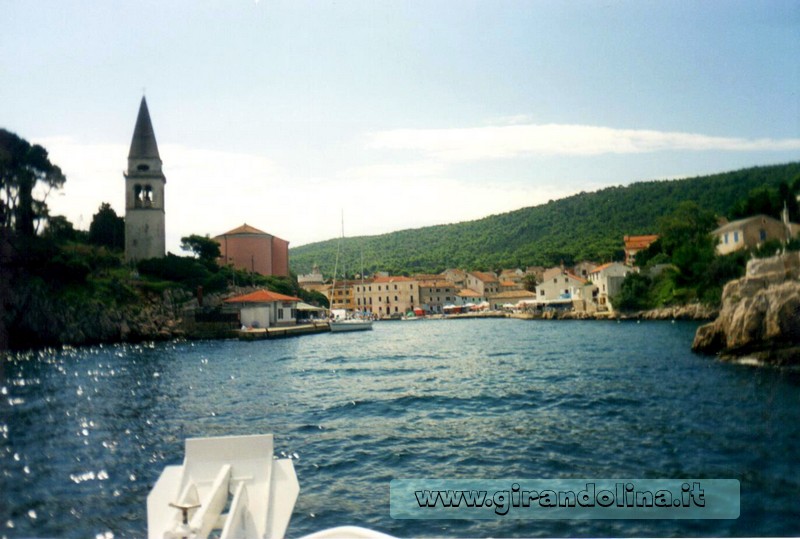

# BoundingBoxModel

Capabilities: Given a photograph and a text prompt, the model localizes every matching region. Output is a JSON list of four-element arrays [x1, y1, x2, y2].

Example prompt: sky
[[2, 0, 799, 252]]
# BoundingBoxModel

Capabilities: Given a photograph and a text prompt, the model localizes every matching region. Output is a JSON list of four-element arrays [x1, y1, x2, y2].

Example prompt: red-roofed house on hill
[[623, 234, 659, 266], [223, 289, 301, 328], [214, 224, 290, 277]]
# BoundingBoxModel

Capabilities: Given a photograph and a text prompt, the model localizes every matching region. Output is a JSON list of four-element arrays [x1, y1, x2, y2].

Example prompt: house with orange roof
[[535, 270, 594, 302], [499, 268, 525, 283], [499, 279, 523, 292], [214, 223, 290, 277], [624, 234, 659, 266], [466, 271, 500, 296], [587, 262, 632, 308], [488, 290, 537, 310], [455, 288, 485, 307], [223, 289, 301, 328]]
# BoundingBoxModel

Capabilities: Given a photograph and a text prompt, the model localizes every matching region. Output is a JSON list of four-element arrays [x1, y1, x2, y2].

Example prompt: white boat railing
[[147, 434, 299, 539]]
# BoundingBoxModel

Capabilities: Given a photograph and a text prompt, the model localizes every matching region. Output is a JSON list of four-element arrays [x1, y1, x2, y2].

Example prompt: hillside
[[289, 162, 800, 277]]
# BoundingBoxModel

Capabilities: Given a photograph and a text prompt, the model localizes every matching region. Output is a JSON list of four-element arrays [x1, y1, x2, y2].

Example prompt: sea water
[[2, 319, 799, 537]]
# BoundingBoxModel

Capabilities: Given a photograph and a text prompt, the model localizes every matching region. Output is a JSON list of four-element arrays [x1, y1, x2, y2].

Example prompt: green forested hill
[[290, 162, 800, 277]]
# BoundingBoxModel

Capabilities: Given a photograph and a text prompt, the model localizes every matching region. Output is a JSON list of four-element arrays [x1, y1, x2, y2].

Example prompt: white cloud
[[38, 137, 571, 253], [367, 123, 800, 161]]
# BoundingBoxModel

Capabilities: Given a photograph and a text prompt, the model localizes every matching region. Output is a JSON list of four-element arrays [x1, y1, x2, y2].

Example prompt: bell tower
[[124, 96, 166, 262]]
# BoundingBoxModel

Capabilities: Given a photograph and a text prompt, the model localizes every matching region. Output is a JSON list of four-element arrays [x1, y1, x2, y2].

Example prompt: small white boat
[[147, 434, 298, 539], [329, 318, 373, 332], [148, 434, 394, 539]]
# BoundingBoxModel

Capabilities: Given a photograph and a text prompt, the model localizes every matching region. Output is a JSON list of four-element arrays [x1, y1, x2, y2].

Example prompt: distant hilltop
[[290, 162, 800, 276]]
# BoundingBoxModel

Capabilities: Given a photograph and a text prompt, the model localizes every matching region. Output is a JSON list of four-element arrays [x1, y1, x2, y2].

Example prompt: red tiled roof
[[624, 235, 659, 250], [418, 280, 454, 288], [489, 290, 537, 299], [468, 271, 498, 283], [218, 223, 269, 236], [372, 276, 416, 283], [589, 262, 615, 274], [457, 289, 482, 297], [565, 272, 588, 284], [224, 289, 301, 303], [499, 280, 517, 287]]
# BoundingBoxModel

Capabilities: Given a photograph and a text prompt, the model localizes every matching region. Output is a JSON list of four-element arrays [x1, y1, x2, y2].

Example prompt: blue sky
[[3, 0, 799, 251]]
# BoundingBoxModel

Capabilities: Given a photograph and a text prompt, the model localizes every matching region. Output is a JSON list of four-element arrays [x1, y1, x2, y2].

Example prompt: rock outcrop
[[692, 252, 800, 364], [635, 303, 718, 321], [4, 284, 193, 350]]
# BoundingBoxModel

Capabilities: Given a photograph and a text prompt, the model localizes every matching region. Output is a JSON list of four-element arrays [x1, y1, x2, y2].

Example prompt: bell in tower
[[124, 97, 166, 263]]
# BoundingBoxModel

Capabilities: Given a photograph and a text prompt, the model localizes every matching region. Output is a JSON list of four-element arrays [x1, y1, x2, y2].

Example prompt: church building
[[124, 97, 166, 262]]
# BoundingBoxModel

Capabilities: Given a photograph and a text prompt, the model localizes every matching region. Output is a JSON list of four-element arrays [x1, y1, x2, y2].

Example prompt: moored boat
[[329, 318, 373, 332]]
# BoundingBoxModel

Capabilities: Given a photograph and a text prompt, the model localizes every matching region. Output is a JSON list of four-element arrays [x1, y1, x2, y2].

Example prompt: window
[[724, 233, 728, 244], [137, 164, 150, 171], [394, 284, 398, 290], [759, 229, 767, 241], [733, 231, 739, 243]]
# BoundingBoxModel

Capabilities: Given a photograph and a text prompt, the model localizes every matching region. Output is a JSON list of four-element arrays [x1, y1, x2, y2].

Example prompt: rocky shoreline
[[692, 252, 800, 365], [508, 303, 717, 321]]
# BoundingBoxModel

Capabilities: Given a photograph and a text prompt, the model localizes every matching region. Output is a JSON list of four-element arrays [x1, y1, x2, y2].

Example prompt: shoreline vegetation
[[1, 129, 798, 361]]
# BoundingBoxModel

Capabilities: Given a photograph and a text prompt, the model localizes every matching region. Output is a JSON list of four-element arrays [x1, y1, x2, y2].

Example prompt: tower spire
[[128, 96, 161, 160]]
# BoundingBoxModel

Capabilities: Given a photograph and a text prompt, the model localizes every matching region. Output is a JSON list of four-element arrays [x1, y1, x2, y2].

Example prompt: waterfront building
[[356, 276, 419, 316], [535, 270, 593, 302], [587, 262, 632, 308], [418, 280, 458, 314], [488, 290, 537, 310], [223, 289, 300, 328], [124, 97, 166, 262], [214, 223, 290, 277], [455, 288, 485, 307], [327, 279, 361, 312]]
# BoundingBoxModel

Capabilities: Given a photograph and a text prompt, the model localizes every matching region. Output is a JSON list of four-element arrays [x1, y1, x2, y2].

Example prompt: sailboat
[[329, 214, 373, 333]]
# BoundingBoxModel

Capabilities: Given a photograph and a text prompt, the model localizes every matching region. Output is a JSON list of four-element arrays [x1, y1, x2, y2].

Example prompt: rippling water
[[2, 319, 799, 538]]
